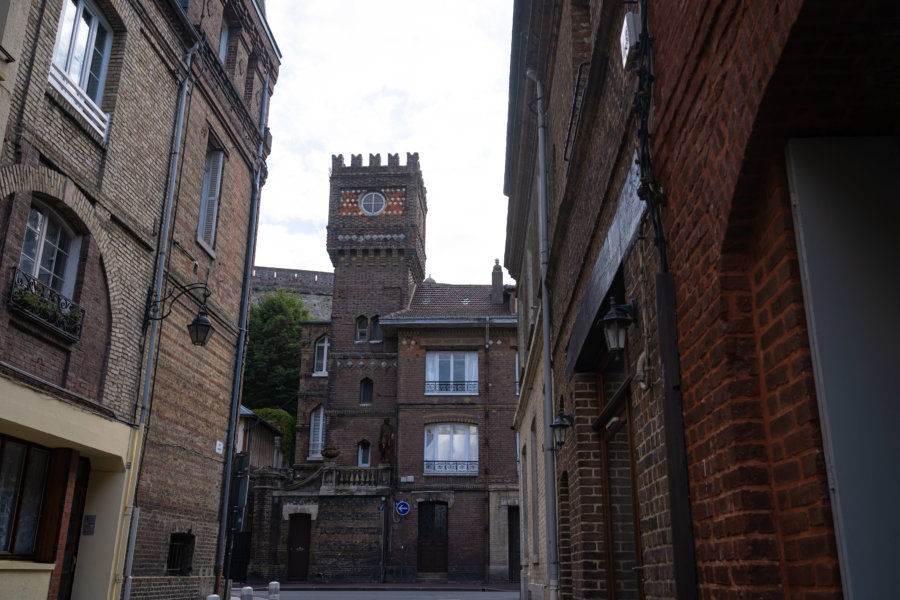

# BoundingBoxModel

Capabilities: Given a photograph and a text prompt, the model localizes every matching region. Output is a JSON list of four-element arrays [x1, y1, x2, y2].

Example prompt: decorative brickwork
[[506, 1, 899, 599]]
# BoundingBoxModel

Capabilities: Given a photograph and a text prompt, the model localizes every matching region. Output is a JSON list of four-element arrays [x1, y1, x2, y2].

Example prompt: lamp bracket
[[144, 280, 211, 328]]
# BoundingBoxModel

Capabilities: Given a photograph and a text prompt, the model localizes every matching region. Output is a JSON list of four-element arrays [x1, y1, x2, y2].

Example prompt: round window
[[360, 191, 386, 215]]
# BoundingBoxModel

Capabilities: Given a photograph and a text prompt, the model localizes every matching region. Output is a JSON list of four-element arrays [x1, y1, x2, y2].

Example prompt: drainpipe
[[120, 40, 198, 600], [214, 70, 270, 594], [526, 67, 559, 600], [483, 317, 492, 583]]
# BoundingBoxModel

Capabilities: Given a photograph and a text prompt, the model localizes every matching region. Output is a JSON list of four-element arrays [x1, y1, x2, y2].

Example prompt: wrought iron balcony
[[424, 460, 479, 474], [424, 380, 478, 394], [9, 268, 85, 341]]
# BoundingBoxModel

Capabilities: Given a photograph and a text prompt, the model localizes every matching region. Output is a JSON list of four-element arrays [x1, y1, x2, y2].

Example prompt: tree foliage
[[253, 407, 295, 459], [242, 290, 309, 418]]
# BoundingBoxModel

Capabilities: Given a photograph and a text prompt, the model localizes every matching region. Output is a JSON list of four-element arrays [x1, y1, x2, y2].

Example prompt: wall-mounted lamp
[[550, 410, 575, 448], [146, 281, 215, 346], [600, 297, 638, 355]]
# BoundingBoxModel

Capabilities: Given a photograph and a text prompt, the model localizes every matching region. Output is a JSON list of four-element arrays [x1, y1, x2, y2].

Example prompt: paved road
[[236, 591, 519, 600]]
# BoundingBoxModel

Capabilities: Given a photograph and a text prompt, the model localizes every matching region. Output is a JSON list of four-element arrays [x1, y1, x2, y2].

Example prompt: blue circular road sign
[[396, 500, 410, 516]]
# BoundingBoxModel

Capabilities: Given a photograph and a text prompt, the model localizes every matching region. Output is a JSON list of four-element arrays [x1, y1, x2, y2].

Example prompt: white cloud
[[258, 1, 513, 284]]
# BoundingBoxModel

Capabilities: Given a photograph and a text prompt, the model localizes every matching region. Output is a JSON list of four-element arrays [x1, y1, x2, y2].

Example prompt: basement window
[[165, 531, 195, 576]]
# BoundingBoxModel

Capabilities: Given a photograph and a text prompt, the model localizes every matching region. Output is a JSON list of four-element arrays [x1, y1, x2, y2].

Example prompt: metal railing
[[9, 268, 85, 341], [48, 62, 110, 140], [424, 380, 478, 394], [424, 461, 479, 474]]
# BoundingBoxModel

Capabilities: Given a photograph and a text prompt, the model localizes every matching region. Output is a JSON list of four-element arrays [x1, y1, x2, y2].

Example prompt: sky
[[255, 1, 514, 285]]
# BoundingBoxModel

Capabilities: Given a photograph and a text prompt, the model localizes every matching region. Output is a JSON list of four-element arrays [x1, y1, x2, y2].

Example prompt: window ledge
[[196, 237, 217, 259], [307, 455, 323, 462], [46, 64, 109, 142], [312, 371, 328, 377]]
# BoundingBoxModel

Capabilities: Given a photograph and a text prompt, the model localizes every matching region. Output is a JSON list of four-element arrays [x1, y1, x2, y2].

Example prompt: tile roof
[[386, 283, 514, 319]]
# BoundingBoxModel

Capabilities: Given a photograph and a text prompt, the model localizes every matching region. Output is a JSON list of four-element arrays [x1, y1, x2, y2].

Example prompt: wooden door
[[59, 458, 90, 600], [287, 513, 311, 581], [417, 502, 448, 573]]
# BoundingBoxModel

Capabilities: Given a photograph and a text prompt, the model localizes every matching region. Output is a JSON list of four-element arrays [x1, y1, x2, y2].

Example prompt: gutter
[[526, 67, 560, 600]]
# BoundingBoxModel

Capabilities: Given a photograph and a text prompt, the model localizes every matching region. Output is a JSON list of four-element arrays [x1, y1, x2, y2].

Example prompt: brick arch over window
[[0, 165, 125, 400]]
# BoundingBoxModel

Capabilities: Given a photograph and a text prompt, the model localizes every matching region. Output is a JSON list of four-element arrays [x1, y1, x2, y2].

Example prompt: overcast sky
[[254, 1, 514, 285]]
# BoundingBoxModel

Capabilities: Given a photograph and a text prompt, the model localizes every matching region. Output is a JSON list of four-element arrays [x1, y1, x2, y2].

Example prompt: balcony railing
[[9, 268, 85, 341], [48, 62, 110, 140], [424, 380, 478, 394], [424, 460, 479, 474], [320, 466, 392, 494]]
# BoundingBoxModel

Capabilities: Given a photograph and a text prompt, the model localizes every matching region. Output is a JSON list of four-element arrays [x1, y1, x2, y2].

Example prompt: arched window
[[370, 316, 382, 342], [360, 378, 373, 406], [308, 406, 324, 460], [355, 316, 368, 342], [313, 336, 329, 375], [357, 440, 371, 467], [18, 203, 82, 298]]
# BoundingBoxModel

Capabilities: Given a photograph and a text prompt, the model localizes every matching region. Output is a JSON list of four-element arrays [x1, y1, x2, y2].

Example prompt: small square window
[[166, 531, 195, 576]]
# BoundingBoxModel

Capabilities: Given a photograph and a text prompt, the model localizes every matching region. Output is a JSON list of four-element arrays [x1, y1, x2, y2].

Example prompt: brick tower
[[322, 151, 427, 466]]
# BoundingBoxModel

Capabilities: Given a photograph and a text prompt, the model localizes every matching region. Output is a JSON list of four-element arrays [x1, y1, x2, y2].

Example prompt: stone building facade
[[0, 1, 279, 599], [247, 154, 521, 584], [505, 1, 899, 599]]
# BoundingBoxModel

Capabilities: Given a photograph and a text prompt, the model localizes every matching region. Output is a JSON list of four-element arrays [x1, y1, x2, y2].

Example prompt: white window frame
[[423, 423, 478, 474], [308, 406, 324, 460], [313, 336, 329, 375], [360, 191, 386, 215], [197, 146, 224, 253], [218, 19, 230, 63], [18, 203, 82, 298], [355, 316, 368, 342], [357, 441, 371, 467], [48, 0, 112, 138], [425, 351, 478, 395]]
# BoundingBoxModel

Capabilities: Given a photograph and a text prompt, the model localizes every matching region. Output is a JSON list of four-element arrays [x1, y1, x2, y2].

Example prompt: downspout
[[214, 70, 270, 594], [526, 67, 559, 600], [483, 317, 492, 583], [120, 40, 198, 600]]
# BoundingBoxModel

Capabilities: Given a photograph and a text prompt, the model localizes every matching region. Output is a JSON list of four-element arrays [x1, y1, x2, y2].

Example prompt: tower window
[[356, 316, 369, 342], [360, 192, 386, 215], [358, 441, 371, 467], [360, 378, 373, 406]]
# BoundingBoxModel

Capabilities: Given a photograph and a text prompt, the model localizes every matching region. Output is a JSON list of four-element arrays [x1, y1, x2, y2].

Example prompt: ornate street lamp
[[551, 410, 575, 448], [146, 281, 215, 347], [600, 297, 637, 355]]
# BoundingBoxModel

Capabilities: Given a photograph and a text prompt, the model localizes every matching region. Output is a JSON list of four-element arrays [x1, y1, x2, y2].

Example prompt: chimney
[[491, 259, 504, 304]]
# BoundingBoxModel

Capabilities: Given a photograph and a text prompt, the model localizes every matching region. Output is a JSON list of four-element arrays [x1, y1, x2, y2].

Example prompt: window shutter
[[199, 150, 224, 247]]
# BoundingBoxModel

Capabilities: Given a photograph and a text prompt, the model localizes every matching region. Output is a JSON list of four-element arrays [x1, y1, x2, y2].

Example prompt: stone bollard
[[206, 595, 219, 600], [241, 586, 254, 600], [267, 581, 280, 600]]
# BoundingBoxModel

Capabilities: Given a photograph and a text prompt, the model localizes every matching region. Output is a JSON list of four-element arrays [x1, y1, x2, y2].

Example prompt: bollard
[[241, 586, 254, 600], [206, 595, 219, 600], [267, 581, 280, 600]]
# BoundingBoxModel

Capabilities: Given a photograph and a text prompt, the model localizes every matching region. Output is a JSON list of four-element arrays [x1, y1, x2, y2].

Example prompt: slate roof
[[385, 283, 514, 319]]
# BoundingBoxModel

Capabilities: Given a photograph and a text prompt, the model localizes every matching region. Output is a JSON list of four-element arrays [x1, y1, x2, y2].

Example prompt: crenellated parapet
[[331, 152, 421, 173]]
